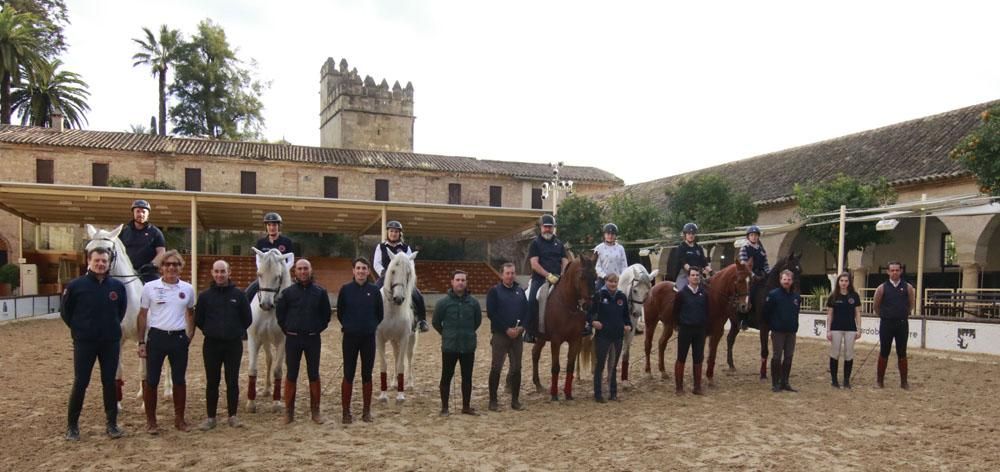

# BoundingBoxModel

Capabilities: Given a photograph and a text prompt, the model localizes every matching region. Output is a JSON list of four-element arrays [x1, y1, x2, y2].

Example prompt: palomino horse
[[246, 248, 293, 413], [84, 224, 167, 410], [617, 264, 658, 387], [643, 263, 751, 384], [728, 252, 801, 379], [531, 253, 597, 401], [376, 251, 419, 404]]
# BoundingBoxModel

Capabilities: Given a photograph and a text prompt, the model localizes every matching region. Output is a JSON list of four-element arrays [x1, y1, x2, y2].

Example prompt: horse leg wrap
[[248, 376, 257, 400], [564, 373, 574, 398], [549, 375, 559, 397], [380, 372, 388, 392], [621, 358, 630, 381], [706, 362, 715, 380], [116, 379, 125, 402], [397, 373, 405, 392], [759, 359, 768, 379], [273, 377, 282, 401]]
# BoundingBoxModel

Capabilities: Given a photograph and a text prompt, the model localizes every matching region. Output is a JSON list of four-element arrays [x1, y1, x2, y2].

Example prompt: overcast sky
[[61, 0, 1000, 185]]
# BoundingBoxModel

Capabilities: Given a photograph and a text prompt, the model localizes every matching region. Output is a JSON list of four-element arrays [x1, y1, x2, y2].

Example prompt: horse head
[[625, 265, 658, 311], [772, 251, 803, 291], [575, 252, 598, 312], [384, 250, 418, 306], [253, 247, 293, 310], [84, 224, 133, 277]]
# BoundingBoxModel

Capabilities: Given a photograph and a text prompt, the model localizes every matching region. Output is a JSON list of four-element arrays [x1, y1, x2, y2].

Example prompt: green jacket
[[433, 289, 482, 353]]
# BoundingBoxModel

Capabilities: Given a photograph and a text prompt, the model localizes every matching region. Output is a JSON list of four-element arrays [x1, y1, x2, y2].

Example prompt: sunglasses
[[163, 262, 182, 267]]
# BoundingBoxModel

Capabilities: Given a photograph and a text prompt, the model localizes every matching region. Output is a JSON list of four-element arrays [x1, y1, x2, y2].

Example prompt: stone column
[[961, 262, 981, 290]]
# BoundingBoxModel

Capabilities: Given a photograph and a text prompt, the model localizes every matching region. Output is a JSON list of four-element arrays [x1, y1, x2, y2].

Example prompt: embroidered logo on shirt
[[793, 298, 800, 306], [230, 299, 238, 303], [848, 297, 855, 304], [179, 292, 186, 300], [278, 245, 286, 252], [109, 291, 119, 301], [617, 299, 624, 306]]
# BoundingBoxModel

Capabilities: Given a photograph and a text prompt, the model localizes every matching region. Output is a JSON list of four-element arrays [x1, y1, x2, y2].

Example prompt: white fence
[[797, 311, 1000, 356], [0, 295, 61, 323]]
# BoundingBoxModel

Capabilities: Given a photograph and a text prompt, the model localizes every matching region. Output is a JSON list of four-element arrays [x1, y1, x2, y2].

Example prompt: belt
[[150, 327, 186, 336]]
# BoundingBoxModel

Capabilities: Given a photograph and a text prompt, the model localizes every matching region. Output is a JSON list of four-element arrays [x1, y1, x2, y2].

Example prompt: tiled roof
[[0, 125, 622, 184], [622, 100, 996, 208]]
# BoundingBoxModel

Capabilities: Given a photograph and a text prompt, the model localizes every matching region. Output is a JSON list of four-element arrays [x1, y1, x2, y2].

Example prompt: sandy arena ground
[[1, 316, 998, 471]]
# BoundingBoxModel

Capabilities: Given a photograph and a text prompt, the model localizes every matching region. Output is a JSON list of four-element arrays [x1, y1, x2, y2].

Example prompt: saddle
[[536, 282, 552, 334]]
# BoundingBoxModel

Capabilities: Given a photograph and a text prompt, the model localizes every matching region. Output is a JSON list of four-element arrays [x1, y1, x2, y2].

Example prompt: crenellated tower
[[319, 57, 415, 152]]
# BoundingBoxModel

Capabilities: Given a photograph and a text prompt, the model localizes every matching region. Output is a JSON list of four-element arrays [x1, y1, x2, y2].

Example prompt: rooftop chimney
[[50, 112, 64, 132]]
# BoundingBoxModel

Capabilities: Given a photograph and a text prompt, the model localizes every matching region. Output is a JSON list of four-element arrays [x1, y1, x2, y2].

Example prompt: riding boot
[[674, 361, 685, 395], [173, 384, 190, 432], [829, 357, 840, 388], [309, 380, 324, 424], [341, 380, 353, 424], [439, 383, 450, 417], [876, 356, 888, 388], [780, 360, 797, 392], [283, 381, 296, 424], [770, 359, 781, 392], [692, 363, 704, 395], [142, 381, 159, 434], [843, 360, 853, 389], [488, 367, 501, 412], [899, 357, 909, 390], [510, 376, 524, 411], [362, 382, 374, 422]]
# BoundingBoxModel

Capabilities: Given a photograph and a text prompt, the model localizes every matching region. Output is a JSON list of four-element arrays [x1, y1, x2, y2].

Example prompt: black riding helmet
[[263, 212, 283, 224], [746, 225, 762, 236], [682, 222, 698, 234], [603, 223, 619, 235], [386, 220, 403, 231], [131, 199, 151, 211], [540, 214, 556, 227]]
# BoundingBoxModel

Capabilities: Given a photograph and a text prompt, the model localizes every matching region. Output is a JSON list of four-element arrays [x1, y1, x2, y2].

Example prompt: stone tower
[[319, 58, 414, 152]]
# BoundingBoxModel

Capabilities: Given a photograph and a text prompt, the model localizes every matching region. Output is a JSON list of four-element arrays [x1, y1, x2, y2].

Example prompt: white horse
[[84, 224, 170, 410], [618, 264, 658, 388], [376, 251, 419, 404], [246, 248, 293, 413]]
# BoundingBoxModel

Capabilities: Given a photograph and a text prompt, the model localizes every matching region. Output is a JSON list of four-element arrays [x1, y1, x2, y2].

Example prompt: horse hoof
[[564, 395, 574, 401], [660, 372, 669, 381], [378, 394, 389, 404], [550, 395, 559, 402], [534, 385, 545, 394], [621, 381, 632, 390], [272, 401, 283, 413], [396, 395, 406, 405], [247, 401, 257, 414]]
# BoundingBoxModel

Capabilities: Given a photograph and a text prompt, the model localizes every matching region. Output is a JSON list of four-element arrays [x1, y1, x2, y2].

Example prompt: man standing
[[485, 263, 527, 412], [336, 257, 384, 424], [872, 261, 915, 389], [195, 260, 253, 431], [246, 212, 295, 304], [61, 246, 128, 440], [524, 214, 568, 343], [119, 199, 166, 283], [764, 270, 800, 393], [671, 266, 709, 396], [276, 259, 332, 424], [433, 270, 482, 416], [137, 250, 196, 434], [372, 220, 429, 333], [669, 223, 711, 292]]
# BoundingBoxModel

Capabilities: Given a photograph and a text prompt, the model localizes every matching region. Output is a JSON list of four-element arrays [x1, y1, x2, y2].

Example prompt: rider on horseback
[[587, 223, 628, 335], [523, 214, 569, 344], [669, 222, 711, 292], [118, 200, 165, 283], [739, 225, 770, 330], [246, 212, 295, 304], [373, 221, 429, 333]]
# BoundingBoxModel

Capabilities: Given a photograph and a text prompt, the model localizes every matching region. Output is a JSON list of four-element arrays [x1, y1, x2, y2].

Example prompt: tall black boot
[[770, 359, 781, 392], [781, 359, 797, 392], [843, 360, 854, 389], [829, 358, 840, 388], [488, 368, 501, 412], [510, 374, 524, 411], [439, 383, 450, 417]]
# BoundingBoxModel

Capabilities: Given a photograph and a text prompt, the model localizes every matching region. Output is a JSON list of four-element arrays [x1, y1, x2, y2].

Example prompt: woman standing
[[826, 272, 862, 389]]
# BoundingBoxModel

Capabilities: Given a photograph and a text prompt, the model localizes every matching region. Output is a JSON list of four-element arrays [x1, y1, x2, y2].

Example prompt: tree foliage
[[794, 173, 897, 256], [601, 192, 662, 242], [950, 105, 1000, 196], [0, 5, 41, 124], [132, 25, 180, 136], [169, 19, 265, 140], [139, 179, 175, 190], [664, 173, 757, 235], [107, 175, 134, 188], [553, 194, 602, 250], [11, 57, 88, 128], [0, 0, 67, 58]]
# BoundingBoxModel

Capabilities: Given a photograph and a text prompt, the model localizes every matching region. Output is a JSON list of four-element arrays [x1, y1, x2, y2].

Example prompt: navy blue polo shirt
[[255, 235, 294, 254], [528, 235, 566, 281], [119, 221, 165, 269], [827, 292, 860, 331]]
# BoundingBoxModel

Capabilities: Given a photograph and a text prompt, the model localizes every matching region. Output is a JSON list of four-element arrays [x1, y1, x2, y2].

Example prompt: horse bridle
[[258, 267, 285, 297], [90, 237, 143, 285]]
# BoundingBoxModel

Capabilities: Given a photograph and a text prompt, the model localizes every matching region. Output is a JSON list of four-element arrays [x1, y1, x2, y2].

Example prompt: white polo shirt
[[141, 278, 195, 332]]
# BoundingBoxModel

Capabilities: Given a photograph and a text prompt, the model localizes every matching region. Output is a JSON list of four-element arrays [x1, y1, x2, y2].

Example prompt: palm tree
[[132, 25, 180, 135], [0, 6, 42, 124], [10, 58, 90, 128]]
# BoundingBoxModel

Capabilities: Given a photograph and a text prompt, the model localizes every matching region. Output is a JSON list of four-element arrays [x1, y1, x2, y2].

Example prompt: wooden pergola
[[0, 181, 544, 288]]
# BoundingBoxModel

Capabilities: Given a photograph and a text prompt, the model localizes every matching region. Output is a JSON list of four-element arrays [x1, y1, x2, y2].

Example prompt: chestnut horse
[[727, 252, 801, 379], [531, 253, 597, 401], [643, 262, 751, 384]]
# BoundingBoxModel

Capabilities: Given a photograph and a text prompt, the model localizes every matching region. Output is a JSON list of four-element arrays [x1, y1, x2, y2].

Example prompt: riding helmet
[[540, 214, 557, 227], [131, 199, 151, 211], [386, 220, 403, 231], [603, 223, 619, 235], [682, 222, 698, 234], [746, 225, 762, 236], [263, 212, 283, 224]]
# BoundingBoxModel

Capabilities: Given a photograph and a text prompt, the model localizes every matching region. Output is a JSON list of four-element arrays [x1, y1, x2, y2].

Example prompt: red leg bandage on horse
[[116, 379, 124, 402], [273, 377, 282, 401], [564, 373, 574, 398], [380, 372, 388, 392], [621, 358, 630, 381], [706, 362, 715, 380], [759, 359, 767, 378], [248, 375, 257, 400], [397, 373, 404, 392]]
